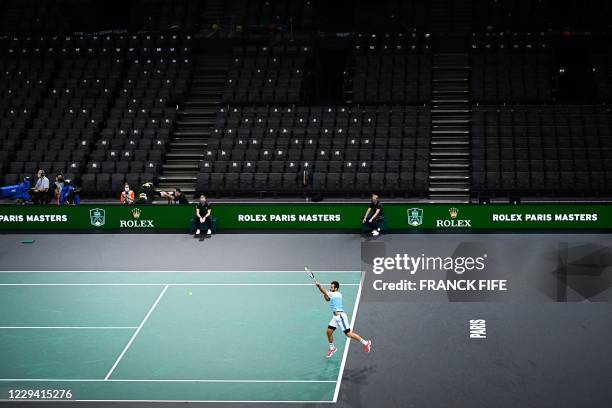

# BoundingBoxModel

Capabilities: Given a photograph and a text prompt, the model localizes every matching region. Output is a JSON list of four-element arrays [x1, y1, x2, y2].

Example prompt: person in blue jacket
[[59, 179, 80, 205]]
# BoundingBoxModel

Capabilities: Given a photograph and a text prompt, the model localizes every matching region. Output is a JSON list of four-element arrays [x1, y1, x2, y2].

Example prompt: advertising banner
[[0, 203, 609, 232]]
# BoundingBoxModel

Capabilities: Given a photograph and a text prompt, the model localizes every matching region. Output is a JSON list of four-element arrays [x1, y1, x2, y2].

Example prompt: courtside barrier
[[0, 203, 610, 232]]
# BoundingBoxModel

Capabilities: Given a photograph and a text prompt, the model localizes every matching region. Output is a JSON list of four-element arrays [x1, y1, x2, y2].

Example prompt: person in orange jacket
[[120, 182, 135, 205]]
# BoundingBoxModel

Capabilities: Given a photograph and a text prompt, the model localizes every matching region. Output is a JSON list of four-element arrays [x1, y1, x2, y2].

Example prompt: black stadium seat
[[1, 9, 611, 201]]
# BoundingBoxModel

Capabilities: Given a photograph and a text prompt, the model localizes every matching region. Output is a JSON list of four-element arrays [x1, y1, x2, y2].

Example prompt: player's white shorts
[[328, 312, 351, 333]]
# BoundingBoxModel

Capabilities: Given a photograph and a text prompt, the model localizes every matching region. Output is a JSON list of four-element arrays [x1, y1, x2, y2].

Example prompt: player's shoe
[[207, 229, 212, 235], [364, 340, 372, 353], [372, 229, 379, 236], [326, 347, 338, 358], [195, 229, 201, 235]]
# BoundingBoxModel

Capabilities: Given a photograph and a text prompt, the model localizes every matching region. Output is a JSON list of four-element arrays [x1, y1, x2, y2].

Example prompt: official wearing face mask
[[30, 169, 50, 204], [120, 183, 135, 205], [362, 193, 384, 236]]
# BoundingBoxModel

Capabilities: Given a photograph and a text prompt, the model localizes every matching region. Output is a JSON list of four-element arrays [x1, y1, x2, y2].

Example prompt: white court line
[[0, 283, 361, 286], [0, 379, 335, 383], [0, 327, 137, 330], [0, 270, 361, 273], [0, 272, 363, 403], [0, 399, 336, 403], [104, 284, 169, 381], [333, 271, 365, 403]]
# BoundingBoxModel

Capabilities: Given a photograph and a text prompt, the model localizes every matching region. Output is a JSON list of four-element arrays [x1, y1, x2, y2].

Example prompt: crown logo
[[449, 208, 459, 219], [131, 208, 141, 219]]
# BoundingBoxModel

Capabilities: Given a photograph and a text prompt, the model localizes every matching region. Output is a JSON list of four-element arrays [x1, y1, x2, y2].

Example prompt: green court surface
[[0, 271, 362, 403]]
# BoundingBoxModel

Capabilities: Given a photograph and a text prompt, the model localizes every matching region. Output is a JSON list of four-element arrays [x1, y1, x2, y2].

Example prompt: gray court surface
[[0, 233, 361, 271], [0, 233, 611, 408]]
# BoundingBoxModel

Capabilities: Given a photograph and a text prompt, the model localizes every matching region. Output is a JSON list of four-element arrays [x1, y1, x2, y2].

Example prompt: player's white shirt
[[327, 291, 350, 332], [328, 291, 344, 312]]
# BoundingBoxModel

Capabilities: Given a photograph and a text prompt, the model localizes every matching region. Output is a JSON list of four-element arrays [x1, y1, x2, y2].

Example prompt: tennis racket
[[305, 265, 315, 281]]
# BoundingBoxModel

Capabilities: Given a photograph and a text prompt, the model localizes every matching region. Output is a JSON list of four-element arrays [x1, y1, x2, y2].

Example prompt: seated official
[[30, 169, 50, 204], [362, 193, 384, 236], [120, 183, 135, 205], [194, 195, 212, 238]]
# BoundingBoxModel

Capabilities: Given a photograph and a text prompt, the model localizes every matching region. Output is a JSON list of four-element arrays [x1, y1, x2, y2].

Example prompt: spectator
[[135, 192, 150, 205], [53, 174, 64, 205], [160, 188, 189, 204], [59, 179, 80, 205], [120, 182, 135, 205], [30, 169, 50, 204], [137, 182, 156, 204], [362, 193, 384, 236], [194, 194, 212, 238]]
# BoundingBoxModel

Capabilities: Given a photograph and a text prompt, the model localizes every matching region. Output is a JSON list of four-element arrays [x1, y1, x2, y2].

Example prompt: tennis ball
[[188, 291, 193, 296]]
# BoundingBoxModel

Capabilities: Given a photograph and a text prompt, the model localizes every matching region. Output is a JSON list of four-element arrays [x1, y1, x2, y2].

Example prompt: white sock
[[329, 343, 335, 350], [360, 339, 368, 345]]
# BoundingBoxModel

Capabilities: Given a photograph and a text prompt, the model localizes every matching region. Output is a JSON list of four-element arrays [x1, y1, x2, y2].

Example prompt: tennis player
[[315, 280, 371, 358]]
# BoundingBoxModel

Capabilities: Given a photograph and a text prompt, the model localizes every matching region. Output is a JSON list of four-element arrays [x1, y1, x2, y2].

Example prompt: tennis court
[[0, 270, 363, 403]]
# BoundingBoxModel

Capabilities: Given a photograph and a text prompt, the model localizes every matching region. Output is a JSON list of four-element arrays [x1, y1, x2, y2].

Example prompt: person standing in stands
[[30, 169, 50, 204], [120, 182, 135, 205], [194, 194, 212, 238], [362, 193, 384, 236]]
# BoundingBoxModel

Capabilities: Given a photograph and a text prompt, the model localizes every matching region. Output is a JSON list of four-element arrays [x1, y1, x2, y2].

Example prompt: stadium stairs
[[429, 53, 471, 202], [157, 53, 230, 195]]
